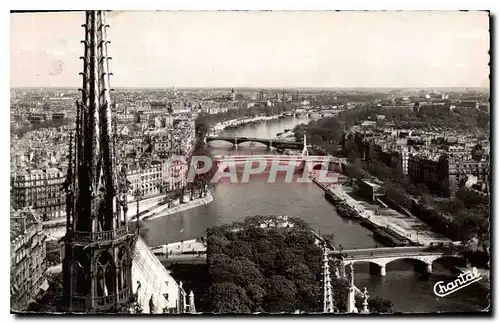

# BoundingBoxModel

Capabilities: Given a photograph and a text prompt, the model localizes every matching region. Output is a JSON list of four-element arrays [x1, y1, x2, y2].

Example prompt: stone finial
[[362, 287, 369, 314], [188, 290, 196, 314], [149, 294, 158, 314]]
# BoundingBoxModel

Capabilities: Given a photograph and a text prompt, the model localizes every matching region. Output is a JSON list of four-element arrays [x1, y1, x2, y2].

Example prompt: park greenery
[[292, 104, 489, 150], [201, 215, 394, 313], [13, 118, 71, 138], [293, 104, 490, 256], [339, 104, 489, 134], [293, 117, 344, 154], [341, 128, 490, 254]]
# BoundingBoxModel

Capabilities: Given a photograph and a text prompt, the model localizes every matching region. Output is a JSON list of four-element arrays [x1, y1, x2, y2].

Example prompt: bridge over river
[[282, 108, 345, 118], [206, 135, 304, 149], [329, 246, 466, 276], [213, 154, 347, 176]]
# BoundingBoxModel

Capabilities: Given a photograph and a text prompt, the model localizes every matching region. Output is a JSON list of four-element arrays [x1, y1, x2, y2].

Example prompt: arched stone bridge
[[206, 136, 304, 150], [214, 154, 347, 173], [283, 110, 341, 118], [329, 246, 465, 276]]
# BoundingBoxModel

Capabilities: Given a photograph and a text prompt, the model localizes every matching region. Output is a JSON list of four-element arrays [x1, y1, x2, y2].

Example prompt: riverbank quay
[[209, 115, 281, 135], [42, 193, 169, 229], [152, 237, 208, 267], [310, 174, 452, 247], [275, 129, 295, 141], [310, 174, 405, 246], [151, 238, 207, 256], [139, 191, 214, 222], [43, 191, 214, 239], [152, 238, 207, 266], [329, 183, 452, 247]]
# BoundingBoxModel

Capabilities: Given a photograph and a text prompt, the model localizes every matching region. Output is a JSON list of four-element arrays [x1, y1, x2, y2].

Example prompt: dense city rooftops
[[10, 207, 41, 242]]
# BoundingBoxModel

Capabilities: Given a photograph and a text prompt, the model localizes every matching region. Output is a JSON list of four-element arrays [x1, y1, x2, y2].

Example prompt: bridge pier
[[367, 263, 386, 276], [367, 263, 377, 275], [414, 262, 432, 274]]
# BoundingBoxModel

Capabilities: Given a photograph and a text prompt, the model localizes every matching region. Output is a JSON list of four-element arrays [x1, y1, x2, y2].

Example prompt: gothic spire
[[71, 10, 117, 232], [62, 11, 133, 313]]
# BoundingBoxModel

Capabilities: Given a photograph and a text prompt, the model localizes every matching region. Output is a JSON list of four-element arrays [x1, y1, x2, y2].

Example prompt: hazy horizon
[[11, 11, 490, 89], [10, 86, 490, 91]]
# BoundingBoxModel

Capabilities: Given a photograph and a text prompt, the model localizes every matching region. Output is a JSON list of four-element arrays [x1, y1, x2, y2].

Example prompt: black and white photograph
[[9, 9, 491, 315]]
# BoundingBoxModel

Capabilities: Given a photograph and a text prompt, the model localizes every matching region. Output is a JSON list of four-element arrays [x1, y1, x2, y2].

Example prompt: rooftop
[[10, 207, 41, 242]]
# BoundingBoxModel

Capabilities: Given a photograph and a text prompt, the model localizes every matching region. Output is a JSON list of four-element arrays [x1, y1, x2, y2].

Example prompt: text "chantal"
[[433, 267, 482, 297]]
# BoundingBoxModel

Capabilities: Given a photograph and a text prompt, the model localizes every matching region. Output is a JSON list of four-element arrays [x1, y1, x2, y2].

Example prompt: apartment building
[[11, 168, 66, 221], [126, 162, 164, 198], [11, 208, 47, 311], [165, 155, 188, 192], [408, 154, 489, 197]]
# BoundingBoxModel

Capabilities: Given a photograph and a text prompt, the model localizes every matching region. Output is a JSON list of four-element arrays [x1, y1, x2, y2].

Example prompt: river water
[[142, 116, 489, 314]]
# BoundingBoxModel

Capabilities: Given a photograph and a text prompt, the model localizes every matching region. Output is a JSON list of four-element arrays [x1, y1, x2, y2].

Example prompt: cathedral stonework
[[61, 11, 135, 313]]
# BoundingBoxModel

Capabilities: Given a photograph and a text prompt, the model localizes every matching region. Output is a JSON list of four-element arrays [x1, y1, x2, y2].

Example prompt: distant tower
[[61, 11, 134, 313], [302, 134, 308, 157], [322, 245, 335, 313], [230, 88, 236, 102]]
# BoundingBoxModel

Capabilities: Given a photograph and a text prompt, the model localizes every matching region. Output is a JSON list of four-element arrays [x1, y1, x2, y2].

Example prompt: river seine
[[143, 116, 489, 313]]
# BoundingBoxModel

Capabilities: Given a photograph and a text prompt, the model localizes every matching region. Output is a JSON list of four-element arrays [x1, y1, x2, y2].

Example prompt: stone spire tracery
[[62, 11, 134, 313]]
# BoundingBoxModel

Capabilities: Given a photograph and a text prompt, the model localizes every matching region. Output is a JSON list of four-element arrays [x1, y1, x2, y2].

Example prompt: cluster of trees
[[201, 215, 393, 313], [415, 107, 489, 133], [295, 103, 489, 253], [291, 102, 489, 158], [14, 118, 72, 138], [313, 93, 386, 107], [45, 240, 62, 265], [435, 188, 490, 249], [293, 117, 343, 154], [155, 131, 217, 206], [341, 136, 489, 252], [185, 138, 218, 194], [323, 103, 490, 135]]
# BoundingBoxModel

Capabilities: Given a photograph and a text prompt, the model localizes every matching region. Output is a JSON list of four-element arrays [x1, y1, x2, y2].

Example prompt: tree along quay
[[315, 179, 413, 247], [294, 108, 489, 254], [296, 111, 489, 273]]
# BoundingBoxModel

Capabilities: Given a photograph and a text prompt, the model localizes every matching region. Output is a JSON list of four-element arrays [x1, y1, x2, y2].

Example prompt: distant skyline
[[10, 11, 490, 89]]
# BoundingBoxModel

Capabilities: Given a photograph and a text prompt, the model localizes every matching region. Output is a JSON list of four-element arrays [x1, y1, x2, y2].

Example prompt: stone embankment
[[43, 191, 214, 239], [140, 191, 214, 221], [310, 174, 452, 247], [209, 115, 281, 135]]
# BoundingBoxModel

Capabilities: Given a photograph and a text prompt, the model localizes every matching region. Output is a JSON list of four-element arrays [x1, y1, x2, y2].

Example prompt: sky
[[10, 11, 490, 88]]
